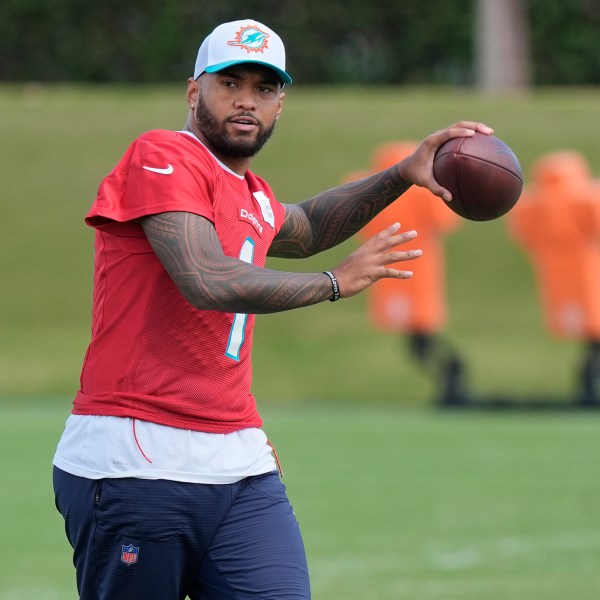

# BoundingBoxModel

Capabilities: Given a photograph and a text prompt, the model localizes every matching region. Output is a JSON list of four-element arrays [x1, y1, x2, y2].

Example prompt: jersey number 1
[[225, 238, 255, 361]]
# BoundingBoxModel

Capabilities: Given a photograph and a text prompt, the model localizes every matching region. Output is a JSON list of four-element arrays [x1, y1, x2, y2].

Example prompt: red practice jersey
[[72, 130, 285, 433]]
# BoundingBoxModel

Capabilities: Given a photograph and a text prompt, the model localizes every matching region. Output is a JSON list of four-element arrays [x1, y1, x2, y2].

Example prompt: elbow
[[179, 288, 214, 311], [168, 274, 218, 311], [173, 275, 250, 313]]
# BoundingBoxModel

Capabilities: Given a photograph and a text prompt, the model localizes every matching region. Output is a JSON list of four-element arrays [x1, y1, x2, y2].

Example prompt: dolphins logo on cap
[[227, 25, 270, 53]]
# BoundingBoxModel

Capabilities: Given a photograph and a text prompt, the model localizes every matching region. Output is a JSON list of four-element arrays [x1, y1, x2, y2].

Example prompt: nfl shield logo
[[121, 544, 139, 565]]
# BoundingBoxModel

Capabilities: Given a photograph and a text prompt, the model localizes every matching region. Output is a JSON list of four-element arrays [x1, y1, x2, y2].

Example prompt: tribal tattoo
[[140, 166, 411, 314], [268, 165, 411, 258], [141, 212, 332, 314]]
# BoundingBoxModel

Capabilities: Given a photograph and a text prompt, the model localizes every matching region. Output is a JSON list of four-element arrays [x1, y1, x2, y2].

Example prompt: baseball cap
[[193, 19, 292, 84]]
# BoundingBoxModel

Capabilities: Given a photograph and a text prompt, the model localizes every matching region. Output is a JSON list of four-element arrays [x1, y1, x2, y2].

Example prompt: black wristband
[[323, 271, 341, 302]]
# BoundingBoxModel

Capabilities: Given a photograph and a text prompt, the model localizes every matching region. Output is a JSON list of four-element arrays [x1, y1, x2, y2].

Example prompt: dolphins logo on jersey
[[227, 25, 269, 53], [253, 191, 275, 228]]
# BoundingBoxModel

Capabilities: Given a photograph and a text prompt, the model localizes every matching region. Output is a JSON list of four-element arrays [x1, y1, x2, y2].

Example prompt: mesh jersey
[[72, 130, 285, 433]]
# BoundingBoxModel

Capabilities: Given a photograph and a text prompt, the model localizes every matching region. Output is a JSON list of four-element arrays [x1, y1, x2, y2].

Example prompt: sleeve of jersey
[[272, 198, 286, 234], [86, 133, 217, 228]]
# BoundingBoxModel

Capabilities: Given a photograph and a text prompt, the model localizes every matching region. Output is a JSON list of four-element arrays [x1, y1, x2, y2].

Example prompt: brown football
[[433, 133, 523, 221]]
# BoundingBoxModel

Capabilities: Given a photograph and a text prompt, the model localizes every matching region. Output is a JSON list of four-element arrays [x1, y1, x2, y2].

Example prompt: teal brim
[[205, 60, 292, 84]]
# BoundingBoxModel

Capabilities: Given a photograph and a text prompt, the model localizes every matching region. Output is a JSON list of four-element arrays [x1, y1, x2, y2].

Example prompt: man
[[53, 18, 493, 600]]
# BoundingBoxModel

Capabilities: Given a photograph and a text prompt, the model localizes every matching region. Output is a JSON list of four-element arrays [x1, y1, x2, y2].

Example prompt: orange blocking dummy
[[509, 151, 600, 339], [352, 142, 462, 334]]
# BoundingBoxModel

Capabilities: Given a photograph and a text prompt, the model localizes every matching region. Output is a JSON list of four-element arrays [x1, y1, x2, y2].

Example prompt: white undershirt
[[53, 415, 277, 484]]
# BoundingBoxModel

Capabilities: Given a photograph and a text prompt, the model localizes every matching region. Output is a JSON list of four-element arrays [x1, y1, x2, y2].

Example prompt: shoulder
[[245, 170, 275, 197], [135, 130, 210, 157], [126, 130, 218, 178], [137, 129, 179, 142]]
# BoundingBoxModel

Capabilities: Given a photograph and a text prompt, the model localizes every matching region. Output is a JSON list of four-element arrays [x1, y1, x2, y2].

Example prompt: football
[[433, 132, 523, 221]]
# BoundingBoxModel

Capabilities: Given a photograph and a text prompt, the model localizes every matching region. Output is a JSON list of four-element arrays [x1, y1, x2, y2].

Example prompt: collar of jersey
[[177, 130, 245, 180]]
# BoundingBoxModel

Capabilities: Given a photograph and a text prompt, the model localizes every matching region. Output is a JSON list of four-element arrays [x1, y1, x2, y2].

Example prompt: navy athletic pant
[[53, 467, 310, 599]]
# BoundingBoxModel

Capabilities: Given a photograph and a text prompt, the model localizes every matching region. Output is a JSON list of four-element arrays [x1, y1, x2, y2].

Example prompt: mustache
[[227, 112, 261, 127]]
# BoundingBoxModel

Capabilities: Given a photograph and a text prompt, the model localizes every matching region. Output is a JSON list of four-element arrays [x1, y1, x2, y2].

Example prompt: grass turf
[[1, 398, 599, 599]]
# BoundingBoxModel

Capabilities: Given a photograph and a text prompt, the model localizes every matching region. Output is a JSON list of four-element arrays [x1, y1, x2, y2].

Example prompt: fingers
[[383, 267, 416, 279], [370, 222, 422, 272], [374, 221, 417, 244], [385, 247, 423, 262], [429, 122, 494, 201], [331, 222, 422, 297], [448, 121, 494, 136], [428, 121, 494, 149], [398, 121, 495, 201]]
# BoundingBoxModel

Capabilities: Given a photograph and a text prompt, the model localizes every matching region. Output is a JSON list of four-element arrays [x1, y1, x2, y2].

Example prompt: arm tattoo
[[269, 165, 411, 258], [141, 212, 333, 314]]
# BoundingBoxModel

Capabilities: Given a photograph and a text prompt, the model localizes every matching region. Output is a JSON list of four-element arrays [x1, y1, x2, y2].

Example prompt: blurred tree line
[[1, 0, 598, 85]]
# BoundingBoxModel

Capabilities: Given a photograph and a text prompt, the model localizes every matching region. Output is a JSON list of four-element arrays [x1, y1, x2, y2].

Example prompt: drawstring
[[132, 419, 153, 463], [266, 439, 284, 478]]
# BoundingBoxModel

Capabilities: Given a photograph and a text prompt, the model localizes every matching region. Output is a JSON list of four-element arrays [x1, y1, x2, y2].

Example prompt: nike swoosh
[[142, 164, 174, 175]]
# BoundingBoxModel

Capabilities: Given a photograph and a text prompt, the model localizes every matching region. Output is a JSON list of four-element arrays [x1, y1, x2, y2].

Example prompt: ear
[[186, 78, 199, 110], [275, 91, 285, 121]]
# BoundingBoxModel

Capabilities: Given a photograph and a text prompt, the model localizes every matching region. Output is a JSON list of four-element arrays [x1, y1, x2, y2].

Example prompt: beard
[[193, 94, 276, 159]]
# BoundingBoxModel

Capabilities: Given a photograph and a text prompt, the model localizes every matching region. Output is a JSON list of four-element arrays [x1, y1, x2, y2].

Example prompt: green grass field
[[1, 398, 599, 599], [1, 84, 600, 598]]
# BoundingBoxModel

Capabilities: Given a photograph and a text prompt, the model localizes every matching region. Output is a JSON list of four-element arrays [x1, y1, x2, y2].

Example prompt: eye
[[257, 85, 276, 95]]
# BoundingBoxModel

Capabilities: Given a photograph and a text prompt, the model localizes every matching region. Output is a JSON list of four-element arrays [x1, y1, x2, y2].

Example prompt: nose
[[233, 87, 257, 111]]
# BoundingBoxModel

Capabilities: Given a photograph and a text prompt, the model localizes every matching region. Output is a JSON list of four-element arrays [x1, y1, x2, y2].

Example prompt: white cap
[[193, 20, 292, 84]]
